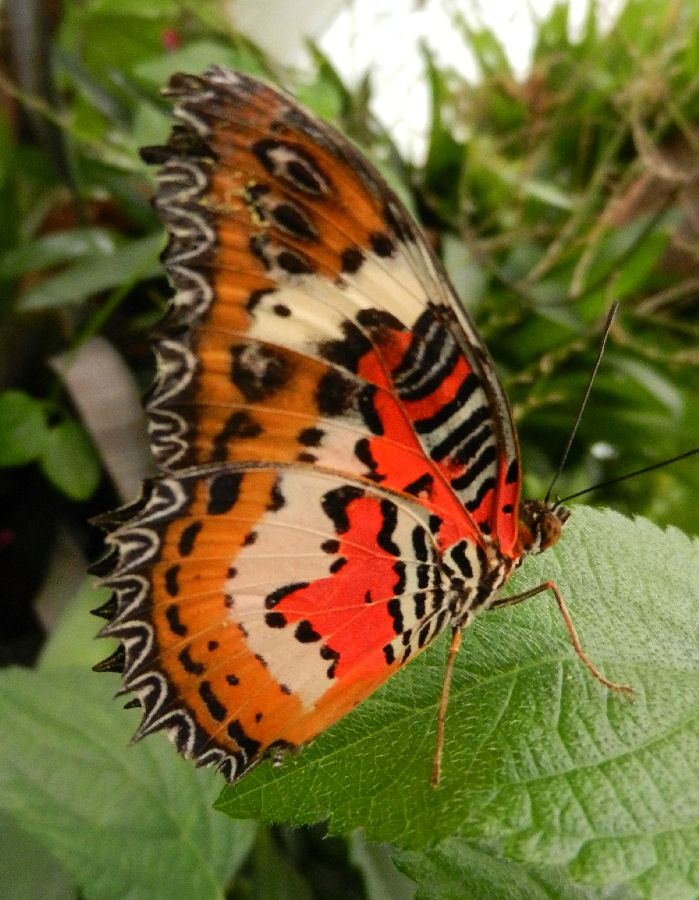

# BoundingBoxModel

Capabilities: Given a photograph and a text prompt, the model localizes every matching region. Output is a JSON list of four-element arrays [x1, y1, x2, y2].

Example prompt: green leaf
[[0, 810, 75, 900], [295, 76, 344, 122], [422, 49, 465, 215], [0, 579, 256, 898], [349, 833, 416, 900], [0, 390, 48, 466], [133, 39, 268, 90], [18, 231, 164, 310], [240, 828, 314, 900], [39, 419, 101, 501], [0, 228, 118, 279], [216, 508, 697, 897], [0, 575, 257, 900], [396, 837, 611, 900]]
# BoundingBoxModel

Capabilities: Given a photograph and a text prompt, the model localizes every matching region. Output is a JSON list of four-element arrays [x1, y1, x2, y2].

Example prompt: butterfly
[[92, 66, 629, 786]]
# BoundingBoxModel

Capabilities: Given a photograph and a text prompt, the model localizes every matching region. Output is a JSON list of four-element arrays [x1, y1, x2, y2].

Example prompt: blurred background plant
[[0, 0, 696, 897]]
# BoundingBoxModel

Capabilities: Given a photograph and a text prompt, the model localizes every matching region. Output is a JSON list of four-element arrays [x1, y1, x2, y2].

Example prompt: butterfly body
[[94, 67, 567, 783]]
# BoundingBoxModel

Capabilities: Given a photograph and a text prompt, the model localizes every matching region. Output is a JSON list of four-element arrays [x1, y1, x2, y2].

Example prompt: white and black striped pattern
[[393, 306, 500, 514]]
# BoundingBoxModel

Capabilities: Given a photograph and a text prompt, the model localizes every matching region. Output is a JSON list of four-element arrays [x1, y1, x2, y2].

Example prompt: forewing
[[145, 67, 521, 553]]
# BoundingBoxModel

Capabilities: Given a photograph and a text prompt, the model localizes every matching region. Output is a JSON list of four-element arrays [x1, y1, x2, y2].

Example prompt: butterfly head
[[515, 499, 570, 558]]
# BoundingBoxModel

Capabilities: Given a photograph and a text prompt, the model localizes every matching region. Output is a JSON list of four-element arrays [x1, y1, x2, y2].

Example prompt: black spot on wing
[[449, 541, 473, 579], [356, 308, 404, 332], [227, 719, 261, 761], [230, 343, 289, 402], [199, 681, 226, 722], [387, 598, 404, 634], [357, 385, 384, 436], [272, 202, 317, 240], [506, 458, 520, 484], [207, 472, 243, 515], [417, 564, 430, 589], [295, 620, 321, 643], [315, 371, 383, 436], [211, 411, 263, 461], [377, 500, 400, 556], [251, 139, 329, 195], [166, 604, 187, 636], [341, 247, 363, 273], [178, 646, 204, 675], [164, 564, 180, 597], [265, 582, 309, 609], [452, 424, 493, 467], [393, 561, 406, 594], [178, 521, 202, 556], [321, 484, 364, 534], [267, 478, 285, 512], [403, 472, 433, 497], [354, 437, 383, 480], [246, 287, 275, 313], [320, 644, 340, 678], [298, 426, 324, 446], [412, 527, 428, 562], [319, 321, 372, 374], [369, 232, 395, 257], [278, 249, 313, 275]]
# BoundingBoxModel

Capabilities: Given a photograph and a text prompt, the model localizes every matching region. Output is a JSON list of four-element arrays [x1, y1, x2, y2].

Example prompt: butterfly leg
[[490, 581, 634, 696], [431, 626, 462, 788]]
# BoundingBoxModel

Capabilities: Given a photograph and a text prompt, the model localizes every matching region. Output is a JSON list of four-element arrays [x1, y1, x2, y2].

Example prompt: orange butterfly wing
[[94, 68, 522, 781]]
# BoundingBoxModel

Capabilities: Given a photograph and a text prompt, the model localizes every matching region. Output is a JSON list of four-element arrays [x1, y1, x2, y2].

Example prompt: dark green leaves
[[16, 231, 163, 311], [0, 390, 48, 466], [0, 390, 100, 499], [38, 418, 101, 500], [0, 581, 256, 900]]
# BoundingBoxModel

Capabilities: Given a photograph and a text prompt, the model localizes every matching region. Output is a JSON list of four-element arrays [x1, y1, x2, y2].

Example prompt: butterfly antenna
[[559, 447, 699, 504], [545, 302, 619, 504]]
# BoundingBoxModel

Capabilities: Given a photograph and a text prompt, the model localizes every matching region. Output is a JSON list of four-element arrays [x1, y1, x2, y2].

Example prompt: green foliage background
[[0, 1, 697, 898]]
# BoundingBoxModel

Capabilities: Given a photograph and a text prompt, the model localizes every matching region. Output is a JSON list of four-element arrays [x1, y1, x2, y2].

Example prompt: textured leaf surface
[[217, 508, 698, 895], [18, 232, 163, 310], [0, 810, 74, 900], [39, 419, 101, 500], [0, 582, 256, 900], [0, 390, 47, 466], [0, 227, 118, 279], [395, 837, 633, 900]]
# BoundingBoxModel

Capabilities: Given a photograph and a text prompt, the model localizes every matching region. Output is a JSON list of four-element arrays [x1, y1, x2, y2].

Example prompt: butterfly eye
[[537, 511, 563, 551], [516, 500, 564, 555]]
